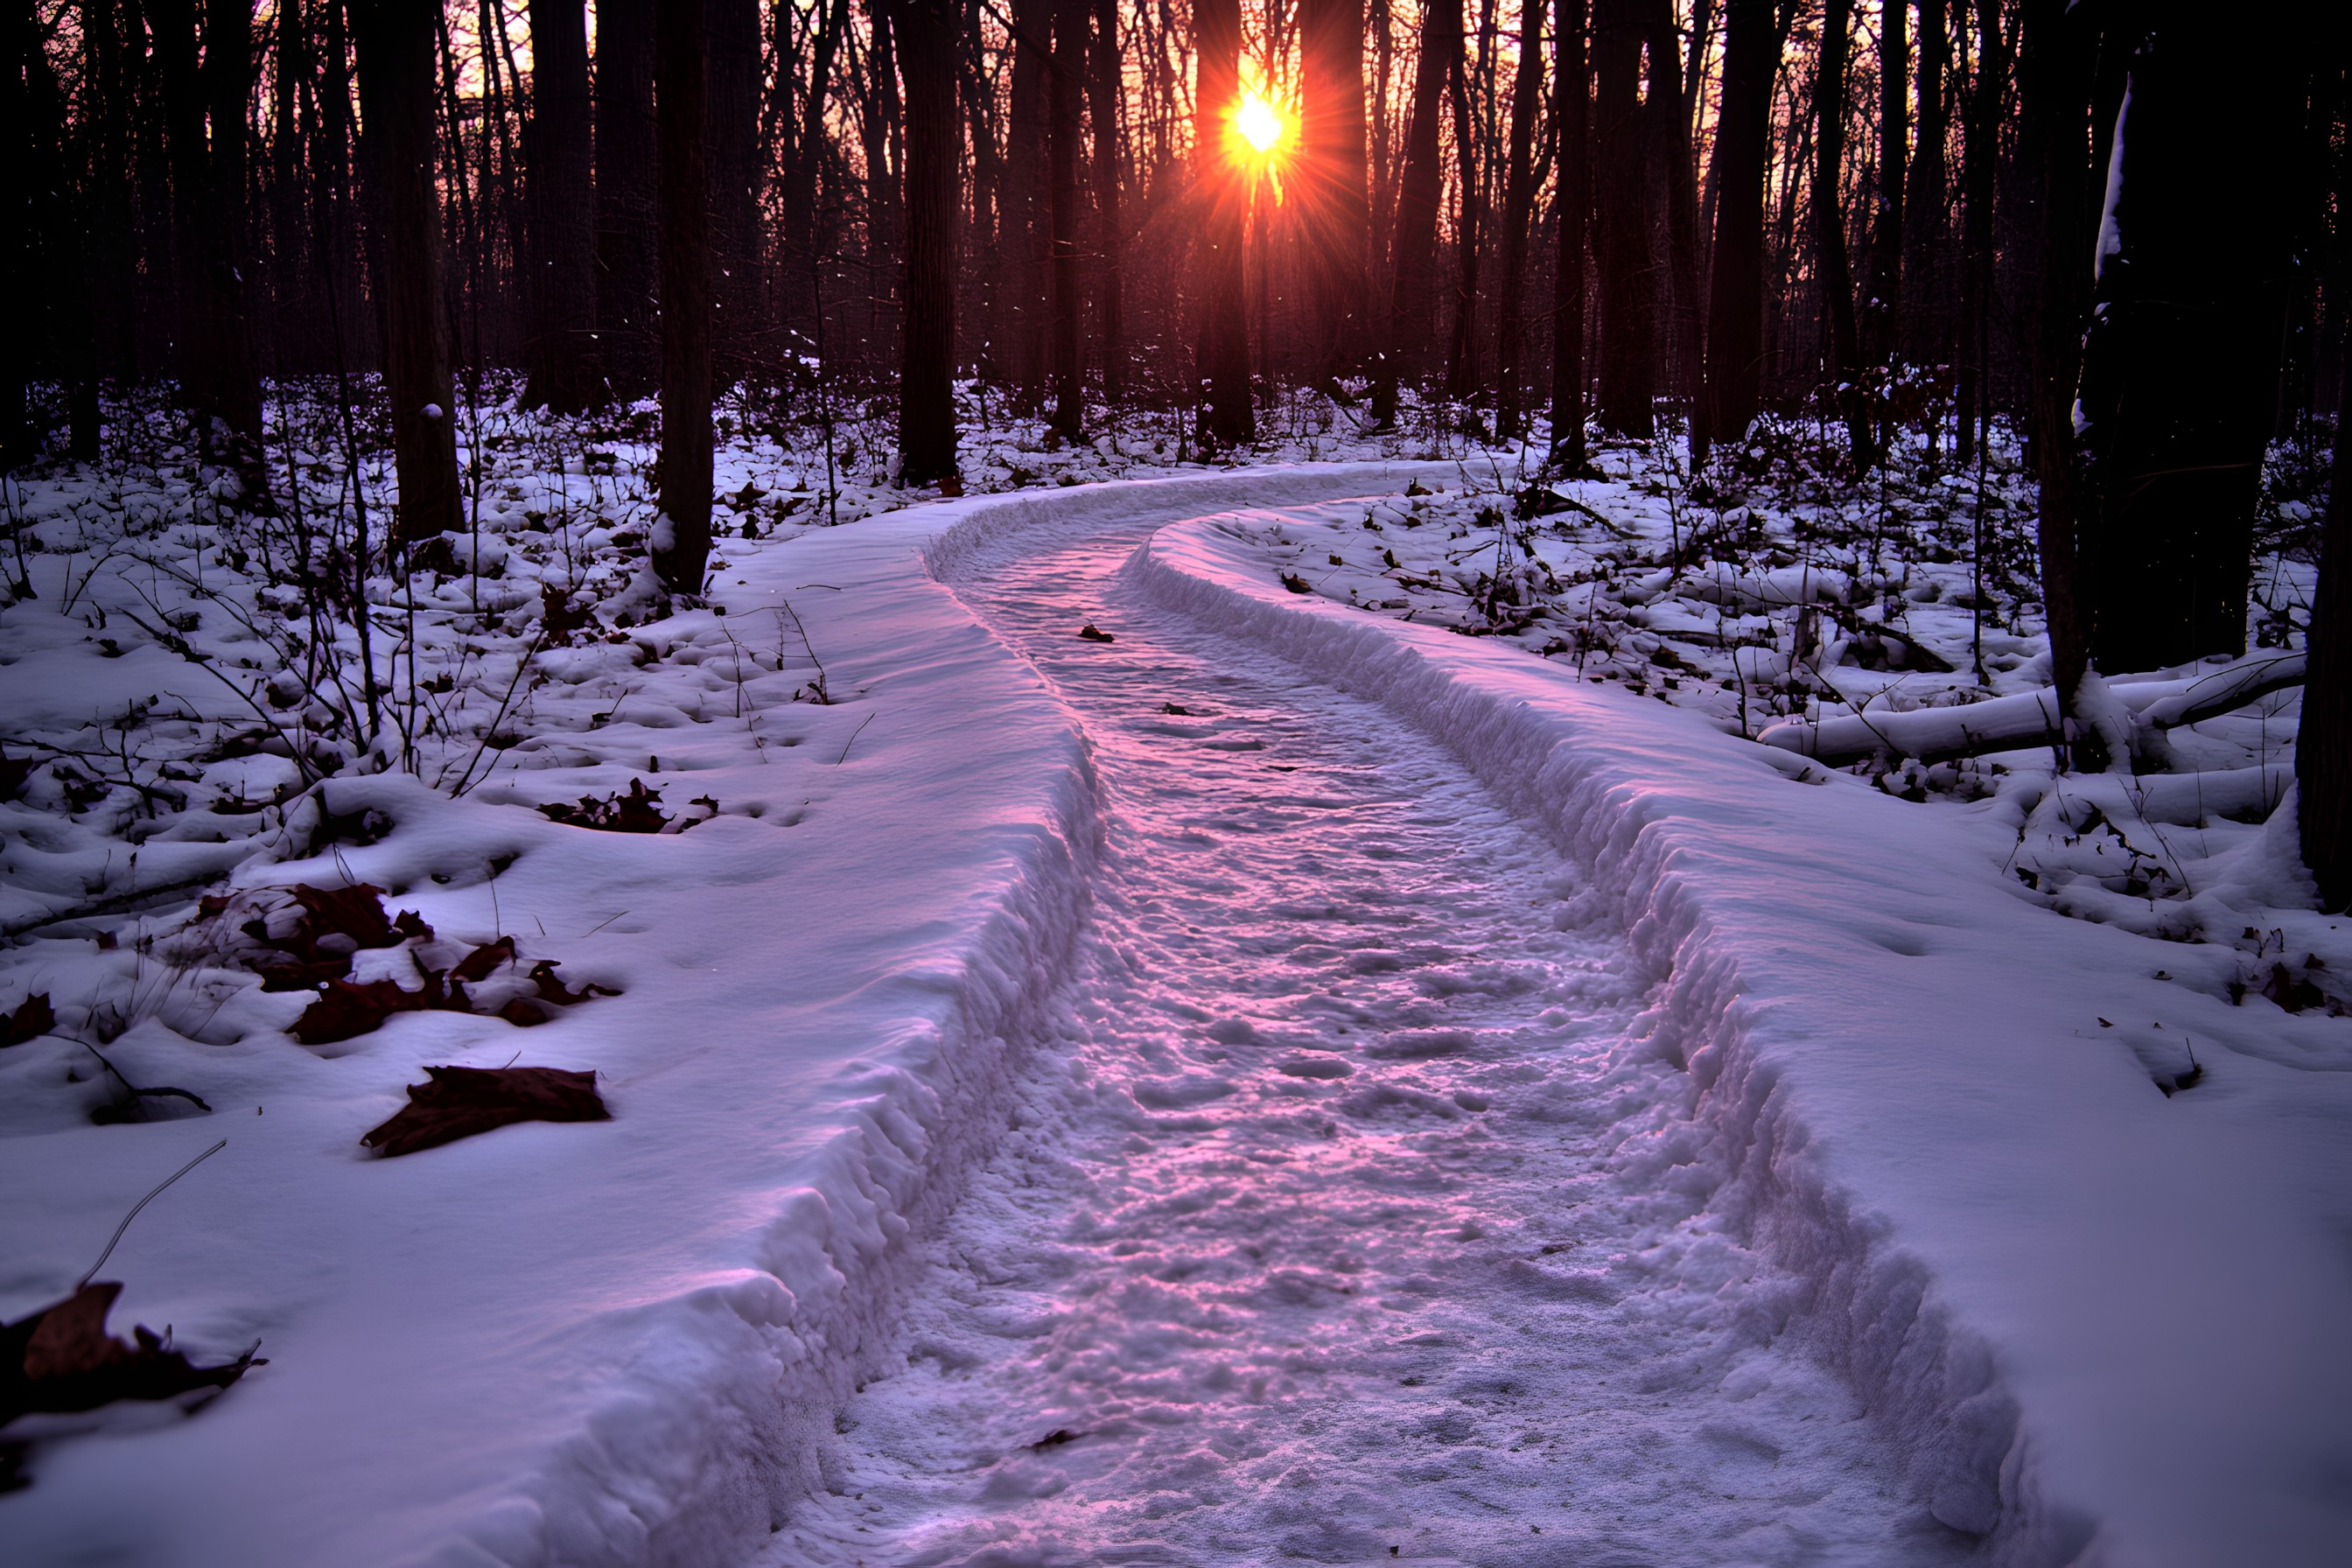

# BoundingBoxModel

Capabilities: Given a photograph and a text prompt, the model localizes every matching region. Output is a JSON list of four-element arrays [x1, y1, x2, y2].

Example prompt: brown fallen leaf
[[292, 977, 438, 1046], [1, 1283, 262, 1427], [360, 1065, 611, 1158], [2, 993, 56, 1048], [452, 935, 518, 983]]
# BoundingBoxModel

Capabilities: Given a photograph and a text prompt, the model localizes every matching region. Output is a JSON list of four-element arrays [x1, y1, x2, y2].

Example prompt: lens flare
[[1235, 91, 1286, 156]]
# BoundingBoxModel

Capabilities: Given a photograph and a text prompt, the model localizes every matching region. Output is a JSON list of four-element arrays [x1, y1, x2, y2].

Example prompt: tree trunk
[[595, 0, 658, 396], [2, 1, 27, 466], [1300, 0, 1372, 387], [706, 0, 761, 385], [525, 0, 601, 411], [1193, 0, 1252, 448], [1374, 0, 1458, 424], [1591, 0, 1652, 436], [1863, 0, 1908, 379], [25, 8, 97, 458], [1004, 0, 1052, 404], [781, 0, 850, 351], [1550, 0, 1591, 467], [1089, 0, 1126, 401], [1955, 0, 2003, 466], [2020, 0, 2094, 751], [199, 0, 265, 467], [894, 0, 958, 485], [2076, 4, 2303, 674], [2300, 355, 2352, 906], [1047, 0, 1086, 439], [1494, 0, 1543, 436], [1644, 0, 1704, 449], [654, 0, 711, 598], [1814, 0, 1875, 467], [1696, 0, 1776, 460], [354, 0, 461, 544], [1441, 13, 1485, 405], [1902, 0, 1951, 379]]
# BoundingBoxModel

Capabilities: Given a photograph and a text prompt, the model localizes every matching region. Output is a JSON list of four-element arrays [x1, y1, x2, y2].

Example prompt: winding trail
[[766, 510, 1968, 1567]]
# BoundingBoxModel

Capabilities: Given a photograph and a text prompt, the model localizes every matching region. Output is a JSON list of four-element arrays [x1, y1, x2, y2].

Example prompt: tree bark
[[1089, 0, 1126, 401], [654, 0, 712, 598], [2020, 0, 2094, 751], [1696, 0, 1776, 460], [1300, 0, 1372, 387], [525, 0, 601, 411], [1590, 0, 1653, 436], [2, 1, 28, 466], [1495, 0, 1543, 436], [1374, 0, 1459, 424], [1004, 0, 1053, 403], [1193, 0, 1252, 448], [1902, 0, 1951, 377], [595, 0, 658, 396], [353, 0, 461, 544], [1643, 0, 1704, 447], [200, 0, 265, 466], [1955, 0, 2004, 465], [706, 0, 761, 383], [1549, 0, 1591, 467], [1862, 0, 1908, 376], [1814, 0, 1875, 467], [1047, 0, 1086, 439], [2300, 355, 2352, 906], [893, 0, 958, 485], [2076, 2, 2304, 674]]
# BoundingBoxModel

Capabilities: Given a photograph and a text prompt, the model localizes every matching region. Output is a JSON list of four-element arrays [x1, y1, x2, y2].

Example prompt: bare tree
[[1696, 0, 1778, 463], [1048, 0, 1087, 439], [1374, 0, 1459, 425], [525, 0, 601, 412], [894, 0, 959, 485], [654, 0, 712, 598], [1550, 0, 1592, 469], [1814, 0, 1875, 468], [1194, 0, 1253, 448], [1300, 0, 1373, 388], [353, 0, 461, 544], [596, 0, 658, 396], [1494, 0, 1543, 437], [1591, 0, 1652, 436]]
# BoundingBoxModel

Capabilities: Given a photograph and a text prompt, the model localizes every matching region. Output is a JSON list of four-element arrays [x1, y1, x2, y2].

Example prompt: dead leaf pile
[[360, 1065, 610, 1157], [1, 993, 56, 1047], [1, 1282, 262, 1429], [536, 777, 717, 833], [193, 885, 618, 1045]]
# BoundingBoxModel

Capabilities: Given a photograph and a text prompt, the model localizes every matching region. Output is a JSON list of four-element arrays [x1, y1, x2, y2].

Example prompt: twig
[[78, 1138, 228, 1290], [834, 711, 877, 766]]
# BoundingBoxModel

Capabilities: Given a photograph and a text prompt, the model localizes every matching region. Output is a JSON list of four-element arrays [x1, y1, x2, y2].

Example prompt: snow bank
[[0, 466, 1435, 1568], [1133, 511, 2352, 1567]]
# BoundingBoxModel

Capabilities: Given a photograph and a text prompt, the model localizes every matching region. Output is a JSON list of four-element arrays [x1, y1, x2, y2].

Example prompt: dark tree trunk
[[1495, 0, 1543, 436], [1374, 0, 1457, 424], [1955, 0, 2004, 465], [87, 0, 141, 385], [354, 0, 461, 544], [1643, 0, 1704, 446], [1194, 0, 1252, 448], [1089, 0, 1125, 401], [654, 0, 711, 598], [2300, 356, 2352, 907], [1047, 0, 1086, 439], [781, 0, 850, 347], [1591, 0, 1652, 436], [1902, 0, 1951, 378], [595, 0, 658, 396], [1814, 0, 1875, 467], [2020, 0, 2094, 746], [525, 0, 602, 411], [25, 11, 97, 458], [2, 0, 28, 465], [1442, 15, 1485, 405], [1863, 0, 1908, 374], [1696, 0, 1776, 460], [1300, 0, 1372, 387], [200, 0, 264, 466], [1004, 0, 1052, 403], [893, 0, 958, 485], [1550, 0, 1591, 467], [706, 0, 760, 383], [2076, 4, 2302, 674]]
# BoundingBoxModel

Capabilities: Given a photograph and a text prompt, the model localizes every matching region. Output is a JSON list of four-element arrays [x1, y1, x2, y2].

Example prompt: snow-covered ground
[[4, 393, 2349, 1565]]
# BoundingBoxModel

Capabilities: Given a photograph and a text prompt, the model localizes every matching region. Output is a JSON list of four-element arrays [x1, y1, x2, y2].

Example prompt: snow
[[4, 433, 2348, 1565]]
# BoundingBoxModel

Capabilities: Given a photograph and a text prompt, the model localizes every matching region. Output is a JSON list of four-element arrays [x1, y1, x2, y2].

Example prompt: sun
[[1234, 90, 1287, 158]]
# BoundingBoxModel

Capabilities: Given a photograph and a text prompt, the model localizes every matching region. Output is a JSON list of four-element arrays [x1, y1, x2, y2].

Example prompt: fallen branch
[[1758, 652, 2306, 766]]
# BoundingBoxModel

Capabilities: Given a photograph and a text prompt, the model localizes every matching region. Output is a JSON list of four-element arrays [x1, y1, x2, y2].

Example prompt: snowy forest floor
[[1, 381, 2348, 1565]]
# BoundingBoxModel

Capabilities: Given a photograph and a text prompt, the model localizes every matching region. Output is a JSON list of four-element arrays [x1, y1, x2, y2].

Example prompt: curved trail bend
[[767, 506, 1966, 1567]]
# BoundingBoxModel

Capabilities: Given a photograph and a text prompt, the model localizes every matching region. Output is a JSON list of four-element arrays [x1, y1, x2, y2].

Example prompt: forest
[[5, 5, 2352, 1561]]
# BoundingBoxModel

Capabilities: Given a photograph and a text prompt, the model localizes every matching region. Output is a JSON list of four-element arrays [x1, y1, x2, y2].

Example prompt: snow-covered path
[[769, 517, 1964, 1567]]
